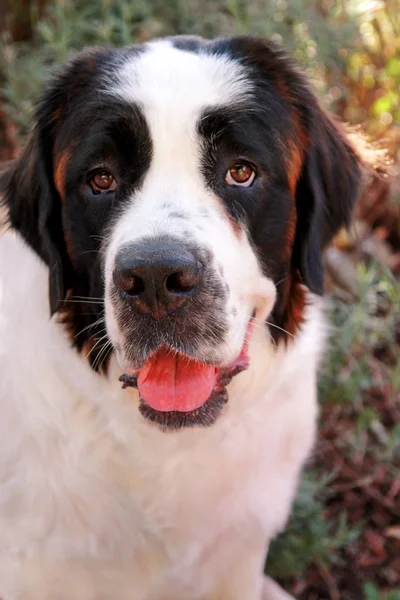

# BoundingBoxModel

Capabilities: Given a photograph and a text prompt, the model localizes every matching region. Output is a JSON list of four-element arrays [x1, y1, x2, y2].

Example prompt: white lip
[[249, 279, 277, 322]]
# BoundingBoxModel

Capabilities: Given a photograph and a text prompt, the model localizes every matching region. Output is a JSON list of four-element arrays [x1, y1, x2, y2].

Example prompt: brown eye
[[89, 171, 117, 194], [225, 163, 256, 187]]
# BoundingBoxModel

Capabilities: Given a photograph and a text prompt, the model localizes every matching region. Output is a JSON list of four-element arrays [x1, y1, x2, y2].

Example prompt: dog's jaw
[[116, 319, 253, 429]]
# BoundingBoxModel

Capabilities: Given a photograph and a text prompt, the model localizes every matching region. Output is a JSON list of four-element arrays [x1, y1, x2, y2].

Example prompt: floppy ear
[[1, 47, 114, 316], [293, 111, 363, 294], [1, 126, 70, 315]]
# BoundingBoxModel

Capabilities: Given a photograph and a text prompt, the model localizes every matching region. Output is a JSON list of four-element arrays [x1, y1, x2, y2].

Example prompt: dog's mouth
[[119, 321, 252, 430]]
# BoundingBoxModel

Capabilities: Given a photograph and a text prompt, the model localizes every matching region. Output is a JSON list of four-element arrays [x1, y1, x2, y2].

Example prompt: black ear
[[293, 111, 363, 294], [1, 128, 69, 315], [1, 47, 113, 316]]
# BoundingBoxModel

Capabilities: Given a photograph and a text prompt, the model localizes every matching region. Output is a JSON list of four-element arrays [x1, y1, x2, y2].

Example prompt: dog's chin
[[139, 387, 229, 430], [118, 322, 253, 431]]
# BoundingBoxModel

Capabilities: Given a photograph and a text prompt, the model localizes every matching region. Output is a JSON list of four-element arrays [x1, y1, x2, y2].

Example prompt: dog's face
[[2, 36, 363, 428]]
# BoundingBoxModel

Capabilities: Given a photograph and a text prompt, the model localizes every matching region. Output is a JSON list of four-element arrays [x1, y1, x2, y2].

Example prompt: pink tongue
[[138, 349, 218, 413]]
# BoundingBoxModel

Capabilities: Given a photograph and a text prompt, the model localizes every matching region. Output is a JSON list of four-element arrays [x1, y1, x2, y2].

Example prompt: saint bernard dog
[[0, 35, 366, 599]]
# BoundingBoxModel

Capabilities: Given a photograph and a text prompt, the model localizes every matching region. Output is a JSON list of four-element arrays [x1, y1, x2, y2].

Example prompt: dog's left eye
[[89, 170, 117, 194], [225, 163, 256, 187]]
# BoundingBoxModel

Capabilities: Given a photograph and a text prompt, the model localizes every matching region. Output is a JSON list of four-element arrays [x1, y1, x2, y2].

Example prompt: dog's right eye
[[88, 170, 117, 195]]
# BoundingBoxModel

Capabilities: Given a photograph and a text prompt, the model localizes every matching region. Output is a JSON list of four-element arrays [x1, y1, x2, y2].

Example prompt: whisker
[[90, 234, 108, 243], [93, 340, 113, 371], [265, 321, 294, 339], [62, 299, 104, 305], [275, 277, 287, 288], [78, 249, 105, 256], [69, 295, 104, 301], [251, 318, 295, 339], [86, 333, 110, 360], [60, 312, 104, 317], [74, 320, 106, 339], [246, 324, 277, 349]]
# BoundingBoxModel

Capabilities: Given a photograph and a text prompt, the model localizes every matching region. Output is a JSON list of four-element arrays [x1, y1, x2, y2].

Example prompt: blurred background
[[0, 1, 399, 598]]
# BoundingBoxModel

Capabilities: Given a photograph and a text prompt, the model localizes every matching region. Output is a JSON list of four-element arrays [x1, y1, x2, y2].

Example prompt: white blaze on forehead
[[106, 39, 254, 238], [111, 39, 252, 122]]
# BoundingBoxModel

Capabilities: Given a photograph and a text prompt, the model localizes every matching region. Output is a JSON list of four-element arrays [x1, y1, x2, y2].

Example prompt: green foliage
[[267, 472, 362, 580], [339, 0, 400, 162], [320, 262, 399, 481], [268, 261, 399, 585], [318, 263, 399, 407], [2, 0, 399, 146], [364, 582, 400, 600]]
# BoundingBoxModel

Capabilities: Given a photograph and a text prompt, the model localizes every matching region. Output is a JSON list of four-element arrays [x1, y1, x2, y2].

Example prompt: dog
[[0, 35, 366, 599]]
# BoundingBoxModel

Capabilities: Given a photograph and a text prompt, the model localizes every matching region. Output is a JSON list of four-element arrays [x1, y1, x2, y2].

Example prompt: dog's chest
[[0, 352, 314, 567], [0, 232, 320, 582]]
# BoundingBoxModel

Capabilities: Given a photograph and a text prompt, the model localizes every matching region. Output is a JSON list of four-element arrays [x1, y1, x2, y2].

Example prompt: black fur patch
[[1, 48, 152, 369], [197, 36, 363, 342]]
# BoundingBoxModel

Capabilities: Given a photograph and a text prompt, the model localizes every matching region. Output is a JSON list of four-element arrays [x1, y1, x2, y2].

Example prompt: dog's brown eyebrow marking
[[282, 203, 297, 263], [273, 77, 308, 196], [54, 149, 72, 202], [259, 66, 308, 196], [280, 271, 307, 338], [51, 107, 63, 123], [286, 136, 305, 195]]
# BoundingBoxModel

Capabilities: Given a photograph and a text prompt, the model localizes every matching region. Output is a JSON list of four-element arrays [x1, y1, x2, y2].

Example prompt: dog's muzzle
[[108, 236, 249, 429]]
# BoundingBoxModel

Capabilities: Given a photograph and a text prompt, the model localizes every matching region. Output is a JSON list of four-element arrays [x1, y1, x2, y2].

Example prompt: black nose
[[113, 239, 203, 320]]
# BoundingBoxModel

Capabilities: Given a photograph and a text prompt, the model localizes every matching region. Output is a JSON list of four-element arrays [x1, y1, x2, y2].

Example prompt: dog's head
[[1, 36, 363, 428]]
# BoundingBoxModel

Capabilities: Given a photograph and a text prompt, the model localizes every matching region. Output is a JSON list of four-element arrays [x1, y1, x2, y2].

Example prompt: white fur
[[0, 41, 327, 599], [0, 229, 325, 599], [112, 40, 253, 114]]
